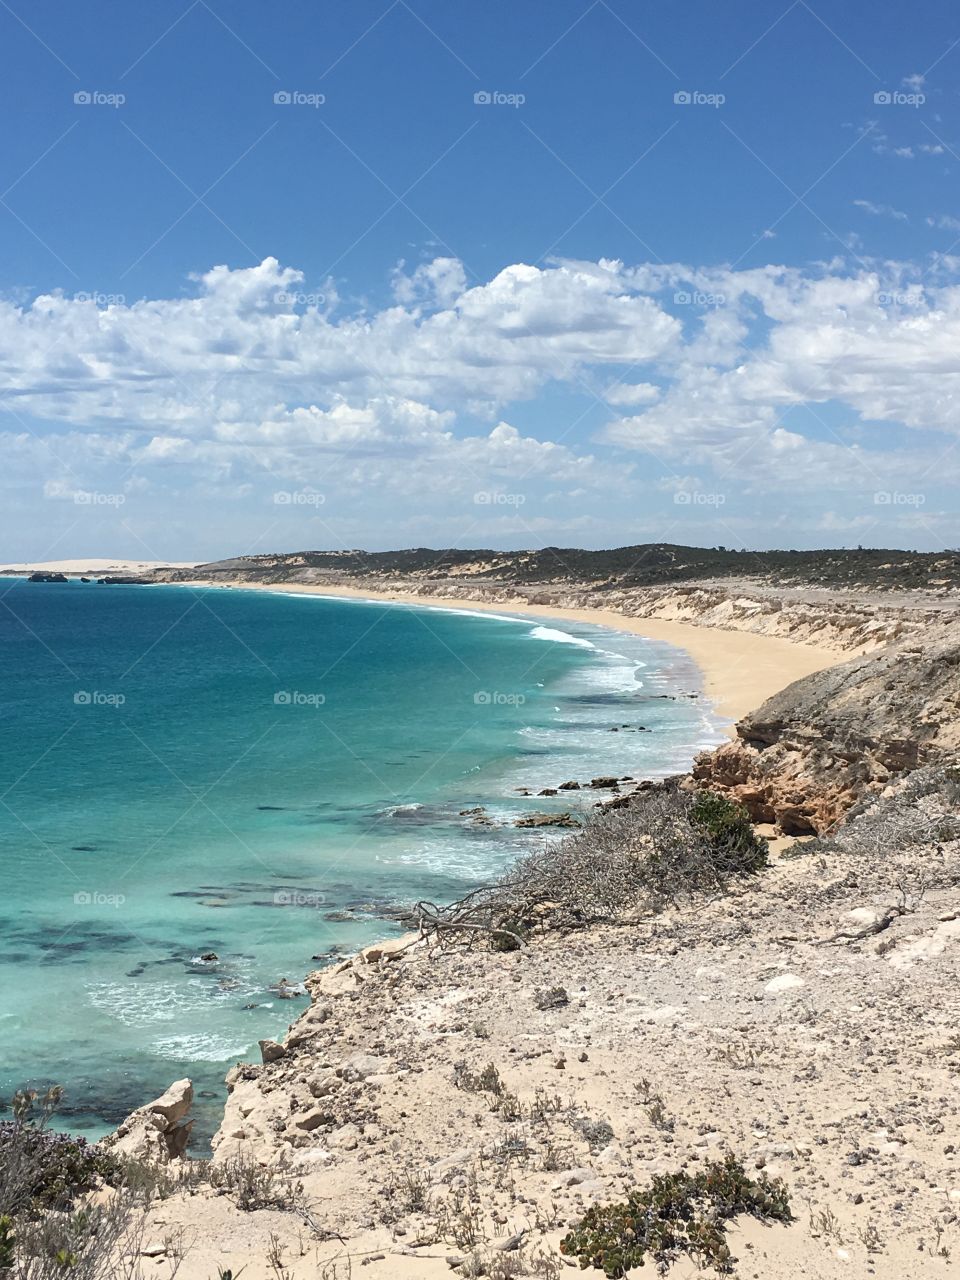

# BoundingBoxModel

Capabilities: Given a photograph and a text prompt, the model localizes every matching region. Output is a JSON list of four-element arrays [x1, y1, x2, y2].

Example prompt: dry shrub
[[415, 788, 767, 948]]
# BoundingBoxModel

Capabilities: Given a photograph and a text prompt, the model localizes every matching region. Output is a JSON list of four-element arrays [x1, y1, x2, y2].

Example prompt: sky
[[2, 0, 960, 561]]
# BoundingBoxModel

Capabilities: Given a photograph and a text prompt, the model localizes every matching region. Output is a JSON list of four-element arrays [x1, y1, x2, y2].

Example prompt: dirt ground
[[130, 790, 960, 1280]]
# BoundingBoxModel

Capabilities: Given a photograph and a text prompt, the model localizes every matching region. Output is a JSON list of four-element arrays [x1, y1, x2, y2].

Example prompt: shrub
[[415, 787, 769, 947], [452, 1062, 506, 1097], [0, 1085, 199, 1277], [571, 1116, 614, 1151], [510, 787, 768, 918], [689, 791, 768, 870], [209, 1153, 301, 1212], [0, 1088, 121, 1218], [559, 1154, 791, 1277]]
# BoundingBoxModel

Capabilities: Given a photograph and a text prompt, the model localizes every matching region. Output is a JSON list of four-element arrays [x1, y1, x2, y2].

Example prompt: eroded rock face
[[694, 628, 960, 832], [103, 1078, 193, 1163]]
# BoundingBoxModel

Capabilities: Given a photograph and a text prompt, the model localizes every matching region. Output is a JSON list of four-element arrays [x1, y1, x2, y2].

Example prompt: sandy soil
[[176, 578, 848, 728], [131, 775, 960, 1280]]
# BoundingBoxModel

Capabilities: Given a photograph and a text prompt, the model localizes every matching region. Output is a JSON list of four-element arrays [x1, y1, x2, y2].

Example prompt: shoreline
[[2, 568, 847, 1149], [175, 577, 848, 727]]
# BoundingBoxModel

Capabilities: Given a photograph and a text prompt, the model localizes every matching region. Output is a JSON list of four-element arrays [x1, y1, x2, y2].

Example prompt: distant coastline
[[1, 558, 849, 725], [167, 576, 847, 727]]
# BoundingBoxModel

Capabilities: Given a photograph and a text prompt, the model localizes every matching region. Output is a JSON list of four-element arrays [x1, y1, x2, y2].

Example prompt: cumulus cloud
[[3, 253, 960, 552]]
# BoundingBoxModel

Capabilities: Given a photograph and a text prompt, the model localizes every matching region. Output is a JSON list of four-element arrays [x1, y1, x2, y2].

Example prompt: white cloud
[[853, 199, 908, 221], [604, 381, 660, 406], [3, 254, 960, 553], [0, 257, 679, 432], [391, 256, 468, 309]]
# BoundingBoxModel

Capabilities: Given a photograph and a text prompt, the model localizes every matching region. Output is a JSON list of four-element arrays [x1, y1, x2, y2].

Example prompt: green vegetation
[[180, 543, 960, 592], [0, 1088, 121, 1214], [0, 1085, 168, 1276], [559, 1154, 792, 1277], [690, 791, 768, 871]]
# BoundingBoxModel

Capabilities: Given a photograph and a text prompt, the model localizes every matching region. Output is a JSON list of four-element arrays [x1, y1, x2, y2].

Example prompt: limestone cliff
[[151, 562, 956, 655], [693, 627, 960, 833]]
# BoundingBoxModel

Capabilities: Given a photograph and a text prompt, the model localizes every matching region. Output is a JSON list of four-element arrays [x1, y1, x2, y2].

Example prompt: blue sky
[[2, 0, 960, 560]]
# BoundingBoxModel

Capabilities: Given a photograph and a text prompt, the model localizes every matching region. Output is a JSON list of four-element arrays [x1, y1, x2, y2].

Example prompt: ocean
[[0, 577, 725, 1147]]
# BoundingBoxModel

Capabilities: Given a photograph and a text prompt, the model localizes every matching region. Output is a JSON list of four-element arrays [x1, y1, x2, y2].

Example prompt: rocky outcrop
[[694, 628, 960, 832], [514, 811, 580, 828], [103, 1078, 194, 1163]]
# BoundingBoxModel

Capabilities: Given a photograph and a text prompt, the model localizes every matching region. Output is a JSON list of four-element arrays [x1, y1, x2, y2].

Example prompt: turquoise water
[[0, 578, 724, 1146]]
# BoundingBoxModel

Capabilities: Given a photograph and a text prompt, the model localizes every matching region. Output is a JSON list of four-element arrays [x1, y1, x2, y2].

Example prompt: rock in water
[[515, 811, 580, 828]]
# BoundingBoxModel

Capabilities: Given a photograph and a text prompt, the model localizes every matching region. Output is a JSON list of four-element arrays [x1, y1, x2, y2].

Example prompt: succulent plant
[[559, 1154, 791, 1277]]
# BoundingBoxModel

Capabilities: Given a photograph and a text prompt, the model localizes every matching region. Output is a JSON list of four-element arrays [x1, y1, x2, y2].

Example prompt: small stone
[[308, 1071, 342, 1098], [292, 1107, 329, 1132], [258, 1039, 286, 1063], [764, 974, 805, 995]]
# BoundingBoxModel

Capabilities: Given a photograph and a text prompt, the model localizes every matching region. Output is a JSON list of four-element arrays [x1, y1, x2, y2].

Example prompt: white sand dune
[[0, 558, 196, 573]]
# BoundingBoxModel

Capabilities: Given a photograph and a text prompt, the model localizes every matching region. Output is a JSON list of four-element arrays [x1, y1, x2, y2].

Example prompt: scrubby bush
[[0, 1088, 121, 1217], [415, 788, 769, 946], [559, 1154, 791, 1277], [208, 1153, 302, 1212], [571, 1116, 614, 1151], [0, 1086, 163, 1278], [509, 787, 768, 920], [689, 791, 768, 868]]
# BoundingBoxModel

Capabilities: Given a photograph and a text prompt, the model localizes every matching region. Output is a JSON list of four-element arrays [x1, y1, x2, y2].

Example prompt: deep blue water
[[0, 578, 724, 1146]]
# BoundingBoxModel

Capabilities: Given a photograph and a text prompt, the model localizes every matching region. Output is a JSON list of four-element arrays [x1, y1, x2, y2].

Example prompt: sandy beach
[[1, 559, 848, 723], [2, 559, 848, 725], [180, 578, 847, 727]]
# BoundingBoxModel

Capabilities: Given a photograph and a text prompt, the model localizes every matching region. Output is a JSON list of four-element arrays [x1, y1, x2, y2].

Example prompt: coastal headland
[[6, 546, 960, 1278]]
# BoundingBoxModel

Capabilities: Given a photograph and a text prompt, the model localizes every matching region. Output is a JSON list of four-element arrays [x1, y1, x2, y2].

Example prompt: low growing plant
[[0, 1087, 122, 1216], [559, 1154, 791, 1277]]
